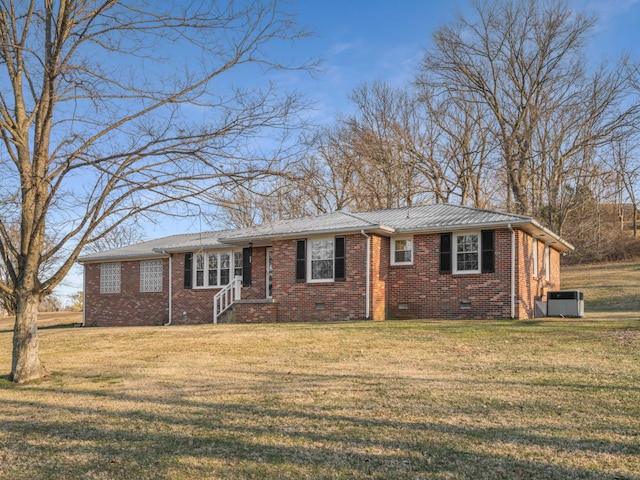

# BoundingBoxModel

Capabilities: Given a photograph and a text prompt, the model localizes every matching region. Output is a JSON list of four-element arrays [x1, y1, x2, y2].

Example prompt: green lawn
[[0, 263, 638, 479]]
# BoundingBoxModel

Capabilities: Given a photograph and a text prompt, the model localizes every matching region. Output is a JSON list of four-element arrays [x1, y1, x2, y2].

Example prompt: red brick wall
[[370, 234, 388, 321], [386, 230, 513, 320], [272, 234, 369, 322], [235, 300, 278, 323], [84, 259, 169, 327], [514, 232, 562, 318], [83, 228, 565, 326], [170, 247, 269, 325]]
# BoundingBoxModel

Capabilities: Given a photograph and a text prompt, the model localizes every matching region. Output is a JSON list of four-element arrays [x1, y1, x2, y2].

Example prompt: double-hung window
[[544, 245, 550, 281], [391, 237, 413, 265], [532, 238, 539, 278], [454, 233, 480, 273], [440, 230, 494, 275], [296, 237, 346, 283], [309, 238, 334, 281]]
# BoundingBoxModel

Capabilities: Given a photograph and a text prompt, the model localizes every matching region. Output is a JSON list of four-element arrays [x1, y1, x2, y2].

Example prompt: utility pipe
[[360, 230, 371, 319], [508, 224, 515, 319]]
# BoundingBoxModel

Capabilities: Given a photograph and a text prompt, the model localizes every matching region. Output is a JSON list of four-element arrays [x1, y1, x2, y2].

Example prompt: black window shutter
[[184, 253, 193, 289], [440, 233, 452, 274], [242, 247, 252, 287], [481, 230, 495, 273], [334, 236, 346, 281], [295, 239, 306, 282]]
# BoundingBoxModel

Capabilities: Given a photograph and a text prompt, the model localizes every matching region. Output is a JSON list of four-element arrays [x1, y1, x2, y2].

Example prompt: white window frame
[[308, 237, 335, 283], [544, 245, 550, 281], [100, 262, 121, 294], [140, 259, 163, 292], [532, 238, 539, 278], [193, 250, 242, 289], [453, 232, 481, 274], [391, 236, 413, 265]]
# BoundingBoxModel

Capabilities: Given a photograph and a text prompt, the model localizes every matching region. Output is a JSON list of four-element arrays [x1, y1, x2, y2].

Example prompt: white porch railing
[[213, 275, 242, 324]]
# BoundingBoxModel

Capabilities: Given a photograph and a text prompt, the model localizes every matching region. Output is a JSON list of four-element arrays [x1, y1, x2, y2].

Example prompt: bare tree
[[82, 223, 145, 254], [422, 0, 601, 214], [0, 1, 313, 383], [417, 84, 497, 207]]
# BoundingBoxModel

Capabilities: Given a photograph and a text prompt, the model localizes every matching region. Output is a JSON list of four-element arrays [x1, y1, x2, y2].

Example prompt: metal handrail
[[213, 275, 242, 324]]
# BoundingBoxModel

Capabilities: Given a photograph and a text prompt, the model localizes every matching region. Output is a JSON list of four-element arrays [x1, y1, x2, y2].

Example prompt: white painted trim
[[452, 232, 481, 274], [390, 235, 414, 266], [307, 236, 335, 283], [266, 248, 273, 299]]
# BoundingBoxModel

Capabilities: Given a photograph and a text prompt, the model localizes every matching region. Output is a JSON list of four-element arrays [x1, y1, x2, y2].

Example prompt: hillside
[[562, 260, 640, 314]]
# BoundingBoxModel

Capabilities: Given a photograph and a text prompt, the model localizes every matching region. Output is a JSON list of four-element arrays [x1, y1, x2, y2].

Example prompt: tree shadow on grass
[[1, 371, 638, 480]]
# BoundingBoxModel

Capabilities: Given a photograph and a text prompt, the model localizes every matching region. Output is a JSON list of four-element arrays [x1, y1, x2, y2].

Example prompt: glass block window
[[100, 262, 121, 294], [140, 259, 163, 292], [310, 239, 334, 281], [455, 234, 480, 273]]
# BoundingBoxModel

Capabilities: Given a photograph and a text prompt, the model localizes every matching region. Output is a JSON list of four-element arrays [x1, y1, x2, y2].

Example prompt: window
[[544, 245, 550, 281], [195, 253, 205, 287], [391, 237, 413, 265], [532, 238, 538, 278], [309, 238, 334, 281], [454, 233, 480, 273], [296, 237, 345, 283], [140, 260, 163, 292], [234, 251, 243, 280], [193, 250, 242, 288], [100, 262, 121, 294]]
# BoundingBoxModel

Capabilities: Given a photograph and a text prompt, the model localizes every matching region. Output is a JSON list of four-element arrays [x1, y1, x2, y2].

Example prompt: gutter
[[161, 251, 173, 326], [215, 225, 396, 246], [508, 224, 516, 319], [360, 230, 371, 319]]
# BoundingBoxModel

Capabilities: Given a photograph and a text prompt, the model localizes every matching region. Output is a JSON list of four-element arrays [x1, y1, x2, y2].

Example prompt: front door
[[266, 248, 273, 298]]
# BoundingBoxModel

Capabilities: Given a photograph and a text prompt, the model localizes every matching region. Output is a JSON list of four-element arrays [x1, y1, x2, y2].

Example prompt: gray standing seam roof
[[78, 204, 572, 262]]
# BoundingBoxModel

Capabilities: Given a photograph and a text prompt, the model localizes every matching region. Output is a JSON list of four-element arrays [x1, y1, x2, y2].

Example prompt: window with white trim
[[309, 238, 334, 281], [454, 233, 480, 273], [140, 260, 163, 292], [391, 236, 413, 265], [544, 245, 550, 281], [100, 262, 121, 294], [194, 250, 242, 288], [532, 238, 538, 278]]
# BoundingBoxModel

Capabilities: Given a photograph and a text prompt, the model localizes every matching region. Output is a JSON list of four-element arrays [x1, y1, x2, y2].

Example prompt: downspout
[[360, 230, 371, 319], [508, 224, 515, 319], [162, 251, 173, 326], [81, 264, 86, 327]]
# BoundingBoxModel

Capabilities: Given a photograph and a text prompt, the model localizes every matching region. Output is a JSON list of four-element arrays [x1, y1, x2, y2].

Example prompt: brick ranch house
[[78, 204, 574, 327]]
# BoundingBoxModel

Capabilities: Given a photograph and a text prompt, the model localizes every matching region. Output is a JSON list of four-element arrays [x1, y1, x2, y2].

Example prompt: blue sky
[[57, 0, 640, 299], [291, 0, 640, 122]]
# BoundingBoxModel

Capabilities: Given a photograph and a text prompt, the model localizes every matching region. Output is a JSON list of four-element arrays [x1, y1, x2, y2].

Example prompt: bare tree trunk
[[11, 292, 47, 383]]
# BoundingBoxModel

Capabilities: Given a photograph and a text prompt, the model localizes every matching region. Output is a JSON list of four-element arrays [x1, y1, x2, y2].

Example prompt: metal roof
[[78, 204, 573, 263]]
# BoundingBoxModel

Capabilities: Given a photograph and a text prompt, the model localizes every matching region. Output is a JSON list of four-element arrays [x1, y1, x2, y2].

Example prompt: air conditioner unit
[[547, 290, 584, 318]]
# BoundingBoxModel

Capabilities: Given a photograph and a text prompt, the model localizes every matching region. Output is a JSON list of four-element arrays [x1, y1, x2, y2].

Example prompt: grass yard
[[0, 263, 639, 479]]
